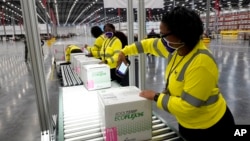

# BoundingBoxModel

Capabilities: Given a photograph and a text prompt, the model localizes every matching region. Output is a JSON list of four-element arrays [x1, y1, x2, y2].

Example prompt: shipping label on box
[[98, 86, 152, 141], [82, 64, 111, 90]]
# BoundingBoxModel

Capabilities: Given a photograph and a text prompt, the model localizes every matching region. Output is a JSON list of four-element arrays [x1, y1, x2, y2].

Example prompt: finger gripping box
[[98, 86, 152, 141]]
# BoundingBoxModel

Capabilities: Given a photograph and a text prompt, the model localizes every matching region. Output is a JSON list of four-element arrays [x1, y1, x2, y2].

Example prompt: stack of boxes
[[70, 55, 111, 91], [74, 57, 101, 76], [70, 53, 86, 63], [70, 54, 86, 70]]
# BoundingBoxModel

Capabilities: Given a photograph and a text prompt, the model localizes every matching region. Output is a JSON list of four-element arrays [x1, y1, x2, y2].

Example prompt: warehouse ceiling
[[0, 0, 250, 26]]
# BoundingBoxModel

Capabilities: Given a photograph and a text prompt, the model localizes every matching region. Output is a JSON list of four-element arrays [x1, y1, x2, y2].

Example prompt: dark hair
[[161, 6, 203, 49], [91, 26, 103, 38], [71, 49, 83, 53], [103, 23, 115, 31], [114, 31, 128, 48]]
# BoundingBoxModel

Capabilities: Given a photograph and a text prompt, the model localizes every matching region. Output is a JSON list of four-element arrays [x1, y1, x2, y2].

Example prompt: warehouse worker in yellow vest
[[84, 26, 105, 59], [117, 7, 235, 141], [100, 23, 122, 82], [65, 44, 82, 62]]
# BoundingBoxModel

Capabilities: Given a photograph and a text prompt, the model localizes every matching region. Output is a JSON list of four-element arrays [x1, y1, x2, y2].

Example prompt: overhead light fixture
[[73, 2, 99, 24], [54, 0, 59, 25], [79, 7, 103, 24], [64, 0, 79, 26]]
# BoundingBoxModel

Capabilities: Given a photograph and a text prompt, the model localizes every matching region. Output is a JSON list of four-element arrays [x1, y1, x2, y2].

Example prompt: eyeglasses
[[160, 32, 172, 38], [161, 33, 184, 45]]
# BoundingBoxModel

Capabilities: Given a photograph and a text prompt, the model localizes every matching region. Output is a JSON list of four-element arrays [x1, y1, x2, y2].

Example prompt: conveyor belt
[[61, 65, 83, 87], [58, 86, 183, 141]]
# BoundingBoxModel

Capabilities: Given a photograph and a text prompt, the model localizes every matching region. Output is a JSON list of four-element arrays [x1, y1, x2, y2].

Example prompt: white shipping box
[[98, 86, 152, 141], [71, 55, 87, 71], [53, 43, 66, 54], [82, 64, 111, 90], [70, 54, 86, 69], [70, 53, 86, 62], [66, 52, 86, 64], [54, 52, 65, 61], [76, 57, 101, 75]]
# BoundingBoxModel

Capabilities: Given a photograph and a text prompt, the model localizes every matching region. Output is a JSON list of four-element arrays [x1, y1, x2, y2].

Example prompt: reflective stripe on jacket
[[87, 34, 105, 59], [122, 39, 227, 129], [100, 36, 122, 69]]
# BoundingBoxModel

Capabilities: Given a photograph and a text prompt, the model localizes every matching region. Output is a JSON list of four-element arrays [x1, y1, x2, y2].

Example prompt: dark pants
[[25, 45, 28, 62], [110, 68, 121, 83], [110, 68, 129, 86], [179, 106, 235, 141], [119, 70, 129, 86]]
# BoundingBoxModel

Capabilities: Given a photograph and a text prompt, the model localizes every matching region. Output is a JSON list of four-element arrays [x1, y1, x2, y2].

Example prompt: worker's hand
[[84, 44, 88, 48], [117, 51, 127, 67], [139, 90, 156, 100]]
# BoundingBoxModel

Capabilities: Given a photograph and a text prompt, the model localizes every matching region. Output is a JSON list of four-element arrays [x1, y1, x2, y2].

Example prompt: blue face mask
[[105, 32, 113, 38], [161, 38, 184, 54]]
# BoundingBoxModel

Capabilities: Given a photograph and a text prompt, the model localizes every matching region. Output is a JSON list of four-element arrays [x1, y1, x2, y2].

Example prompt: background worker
[[24, 37, 45, 62], [24, 38, 28, 62], [100, 23, 123, 83], [84, 26, 105, 59], [112, 27, 129, 86], [65, 44, 82, 62], [117, 6, 235, 141]]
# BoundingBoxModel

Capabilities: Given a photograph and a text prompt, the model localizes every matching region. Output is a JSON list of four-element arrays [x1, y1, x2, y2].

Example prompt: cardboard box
[[53, 43, 66, 54], [70, 53, 86, 62], [66, 51, 86, 63], [98, 86, 152, 141], [54, 52, 65, 61], [71, 55, 87, 71], [75, 57, 101, 75], [82, 64, 111, 90]]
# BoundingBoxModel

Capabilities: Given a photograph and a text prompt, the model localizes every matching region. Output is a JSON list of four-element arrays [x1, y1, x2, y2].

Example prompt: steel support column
[[20, 0, 52, 139], [138, 0, 146, 90], [206, 0, 211, 35], [127, 0, 136, 86]]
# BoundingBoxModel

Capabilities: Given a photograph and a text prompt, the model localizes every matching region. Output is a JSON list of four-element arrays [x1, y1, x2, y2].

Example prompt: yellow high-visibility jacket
[[122, 38, 226, 129], [65, 45, 82, 62], [100, 36, 122, 69], [86, 34, 105, 59]]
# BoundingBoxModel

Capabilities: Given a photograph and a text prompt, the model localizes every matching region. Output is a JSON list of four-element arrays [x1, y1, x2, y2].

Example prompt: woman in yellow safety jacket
[[65, 44, 82, 62], [85, 26, 105, 59], [117, 7, 235, 141], [100, 23, 122, 82]]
